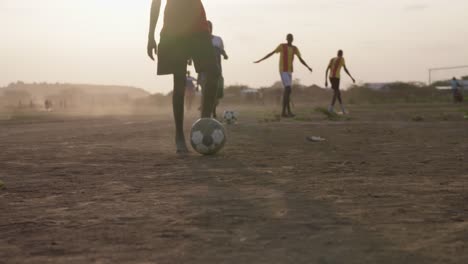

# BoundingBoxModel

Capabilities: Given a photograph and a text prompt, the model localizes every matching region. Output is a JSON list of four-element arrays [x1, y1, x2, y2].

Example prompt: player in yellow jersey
[[255, 34, 313, 118], [325, 50, 355, 114]]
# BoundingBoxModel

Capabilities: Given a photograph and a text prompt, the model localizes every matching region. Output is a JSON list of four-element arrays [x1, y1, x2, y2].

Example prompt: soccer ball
[[190, 118, 227, 155], [223, 111, 237, 124]]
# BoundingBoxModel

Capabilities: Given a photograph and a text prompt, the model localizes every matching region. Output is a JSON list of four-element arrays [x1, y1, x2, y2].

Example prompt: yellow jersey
[[275, 44, 301, 73], [328, 57, 346, 79]]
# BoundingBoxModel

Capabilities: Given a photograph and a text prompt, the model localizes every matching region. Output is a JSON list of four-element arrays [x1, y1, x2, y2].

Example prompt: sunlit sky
[[1, 0, 467, 93]]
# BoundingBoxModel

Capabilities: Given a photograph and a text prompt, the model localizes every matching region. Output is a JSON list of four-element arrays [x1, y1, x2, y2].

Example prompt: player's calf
[[173, 72, 189, 153], [201, 71, 220, 118]]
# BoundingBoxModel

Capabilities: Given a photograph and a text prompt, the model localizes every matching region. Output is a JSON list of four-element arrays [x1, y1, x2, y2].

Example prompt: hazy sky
[[1, 0, 467, 93]]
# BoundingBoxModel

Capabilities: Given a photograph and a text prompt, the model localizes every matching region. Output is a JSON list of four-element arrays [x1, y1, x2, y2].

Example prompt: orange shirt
[[162, 0, 210, 37], [328, 57, 346, 79], [275, 44, 301, 73]]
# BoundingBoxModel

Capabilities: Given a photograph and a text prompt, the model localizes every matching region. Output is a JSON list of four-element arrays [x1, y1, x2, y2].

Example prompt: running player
[[254, 34, 313, 118], [147, 0, 220, 153], [198, 21, 229, 118], [325, 50, 355, 114]]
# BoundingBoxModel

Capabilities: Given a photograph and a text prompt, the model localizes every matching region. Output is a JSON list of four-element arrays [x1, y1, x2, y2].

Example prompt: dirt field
[[1, 104, 467, 264]]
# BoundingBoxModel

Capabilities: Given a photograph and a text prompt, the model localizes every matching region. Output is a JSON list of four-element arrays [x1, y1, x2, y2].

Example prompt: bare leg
[[198, 84, 205, 114], [329, 89, 338, 113], [331, 89, 337, 107], [285, 86, 294, 116], [282, 87, 289, 117], [173, 72, 189, 153], [336, 89, 343, 105], [212, 81, 220, 118], [335, 89, 346, 113], [201, 71, 219, 118], [212, 99, 218, 118]]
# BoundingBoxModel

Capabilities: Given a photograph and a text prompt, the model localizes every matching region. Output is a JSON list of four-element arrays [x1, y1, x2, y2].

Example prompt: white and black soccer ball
[[190, 118, 227, 155], [223, 111, 237, 124]]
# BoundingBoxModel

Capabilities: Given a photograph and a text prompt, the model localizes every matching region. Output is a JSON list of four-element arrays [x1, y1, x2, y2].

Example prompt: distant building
[[240, 88, 259, 95], [365, 83, 391, 90]]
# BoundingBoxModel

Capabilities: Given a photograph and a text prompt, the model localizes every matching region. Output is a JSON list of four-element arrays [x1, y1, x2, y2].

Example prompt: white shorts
[[280, 72, 293, 88]]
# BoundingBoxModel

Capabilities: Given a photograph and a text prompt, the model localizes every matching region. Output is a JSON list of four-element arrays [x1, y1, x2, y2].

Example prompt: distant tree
[[432, 80, 450, 87], [271, 81, 283, 89]]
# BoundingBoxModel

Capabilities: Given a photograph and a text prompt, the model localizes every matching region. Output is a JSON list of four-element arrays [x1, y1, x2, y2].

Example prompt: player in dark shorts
[[197, 21, 228, 118], [325, 50, 355, 114], [208, 21, 228, 118], [147, 0, 220, 153]]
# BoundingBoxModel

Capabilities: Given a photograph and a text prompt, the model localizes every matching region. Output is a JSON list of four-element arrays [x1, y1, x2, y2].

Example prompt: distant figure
[[258, 90, 265, 105], [255, 34, 313, 118], [44, 99, 53, 112], [185, 71, 197, 111], [198, 21, 228, 118], [325, 50, 356, 114], [147, 0, 220, 153], [451, 77, 464, 103]]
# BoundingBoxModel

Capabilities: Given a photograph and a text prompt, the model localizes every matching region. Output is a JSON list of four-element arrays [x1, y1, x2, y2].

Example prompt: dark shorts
[[452, 89, 460, 96], [157, 32, 219, 76], [453, 89, 464, 102], [330, 77, 341, 90]]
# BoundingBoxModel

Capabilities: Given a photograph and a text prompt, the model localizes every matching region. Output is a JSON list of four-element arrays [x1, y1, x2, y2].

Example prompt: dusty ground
[[0, 104, 467, 264]]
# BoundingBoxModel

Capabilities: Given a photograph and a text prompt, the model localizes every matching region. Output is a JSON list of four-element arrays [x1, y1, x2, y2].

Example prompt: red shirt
[[162, 0, 210, 37]]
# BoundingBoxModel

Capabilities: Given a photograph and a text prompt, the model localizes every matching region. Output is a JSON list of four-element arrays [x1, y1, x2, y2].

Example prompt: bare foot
[[176, 139, 189, 154]]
